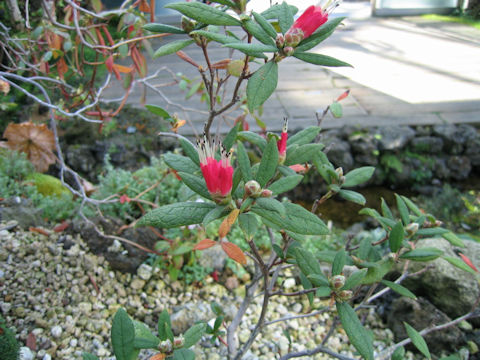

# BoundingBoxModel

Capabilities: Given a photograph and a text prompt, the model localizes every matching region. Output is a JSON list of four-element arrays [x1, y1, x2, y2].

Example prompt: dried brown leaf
[[221, 240, 246, 265], [218, 209, 239, 238], [3, 122, 56, 172]]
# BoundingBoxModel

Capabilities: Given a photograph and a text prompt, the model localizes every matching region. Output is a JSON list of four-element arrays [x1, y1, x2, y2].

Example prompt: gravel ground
[[0, 221, 398, 360]]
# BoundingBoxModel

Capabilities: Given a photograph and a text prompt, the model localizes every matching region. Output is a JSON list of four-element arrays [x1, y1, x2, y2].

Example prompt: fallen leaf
[[26, 332, 36, 351], [221, 240, 246, 265], [0, 80, 10, 94], [3, 122, 56, 172], [29, 227, 50, 236], [53, 221, 69, 232]]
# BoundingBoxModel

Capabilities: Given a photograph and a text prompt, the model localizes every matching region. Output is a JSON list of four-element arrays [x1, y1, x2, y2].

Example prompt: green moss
[[0, 315, 20, 360], [26, 173, 71, 197], [422, 14, 480, 29]]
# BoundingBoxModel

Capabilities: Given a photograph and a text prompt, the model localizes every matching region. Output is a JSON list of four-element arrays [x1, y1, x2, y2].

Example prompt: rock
[[324, 138, 354, 171], [377, 126, 415, 151], [433, 124, 477, 154], [130, 278, 146, 290], [170, 301, 214, 334], [410, 136, 444, 153], [197, 246, 227, 271], [283, 278, 296, 290], [225, 276, 239, 290], [137, 264, 153, 281], [387, 297, 465, 354], [447, 156, 472, 180], [0, 201, 44, 229], [402, 238, 480, 321], [51, 325, 62, 339], [349, 132, 379, 166], [19, 347, 34, 360], [42, 354, 52, 360]]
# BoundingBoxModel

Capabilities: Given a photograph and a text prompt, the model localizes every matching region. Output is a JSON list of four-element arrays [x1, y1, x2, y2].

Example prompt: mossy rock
[[25, 173, 71, 197], [0, 315, 20, 360]]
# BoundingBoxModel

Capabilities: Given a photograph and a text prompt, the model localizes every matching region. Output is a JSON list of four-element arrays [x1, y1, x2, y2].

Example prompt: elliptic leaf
[[399, 248, 443, 262], [153, 39, 194, 58], [381, 280, 416, 299], [238, 131, 267, 150], [337, 302, 374, 360], [236, 141, 252, 182], [338, 190, 366, 205], [296, 17, 346, 52], [163, 153, 198, 174], [180, 139, 200, 166], [278, 1, 294, 34], [165, 2, 241, 26], [343, 166, 375, 187], [190, 30, 240, 45], [332, 250, 347, 276], [243, 19, 276, 46], [389, 221, 404, 253], [256, 137, 279, 187], [137, 202, 215, 228], [286, 126, 322, 146], [268, 175, 303, 195], [178, 172, 211, 200], [183, 323, 206, 348], [247, 61, 278, 112], [330, 101, 343, 118], [133, 320, 160, 349], [404, 322, 431, 359], [238, 213, 259, 240], [395, 193, 410, 225], [143, 23, 185, 34], [252, 12, 277, 38], [111, 308, 138, 360], [293, 52, 352, 67]]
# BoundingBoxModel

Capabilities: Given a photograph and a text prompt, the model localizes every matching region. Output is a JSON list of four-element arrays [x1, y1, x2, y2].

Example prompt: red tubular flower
[[285, 5, 329, 46], [277, 118, 288, 164], [198, 137, 233, 198]]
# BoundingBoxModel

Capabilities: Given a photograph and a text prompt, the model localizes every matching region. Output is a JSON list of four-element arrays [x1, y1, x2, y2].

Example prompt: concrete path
[[103, 1, 480, 135]]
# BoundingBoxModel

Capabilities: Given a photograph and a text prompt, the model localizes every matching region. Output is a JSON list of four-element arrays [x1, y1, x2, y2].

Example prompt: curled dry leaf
[[221, 240, 246, 265], [194, 238, 216, 251], [3, 122, 56, 172], [218, 209, 240, 238]]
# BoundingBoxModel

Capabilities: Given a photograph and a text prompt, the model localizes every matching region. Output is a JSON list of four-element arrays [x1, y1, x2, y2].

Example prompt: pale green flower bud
[[245, 180, 262, 198]]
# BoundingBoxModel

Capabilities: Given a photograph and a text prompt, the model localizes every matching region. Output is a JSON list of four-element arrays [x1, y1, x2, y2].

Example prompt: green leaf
[[343, 166, 375, 187], [299, 272, 314, 305], [389, 221, 404, 253], [278, 1, 294, 34], [401, 195, 423, 217], [178, 172, 211, 200], [338, 190, 366, 205], [294, 247, 322, 277], [442, 232, 465, 248], [287, 126, 321, 146], [252, 12, 277, 38], [145, 104, 172, 119], [203, 205, 228, 225], [247, 61, 278, 112], [380, 197, 394, 219], [180, 139, 200, 166], [190, 30, 240, 45], [316, 286, 332, 297], [395, 194, 410, 225], [391, 346, 405, 360], [208, 0, 237, 7], [332, 250, 347, 276], [285, 143, 324, 166], [400, 248, 443, 262], [256, 137, 279, 187], [243, 19, 276, 46], [330, 101, 343, 118], [381, 280, 416, 299], [223, 123, 240, 152], [416, 227, 449, 236], [143, 23, 186, 34], [164, 153, 198, 174], [165, 2, 241, 26], [232, 167, 242, 194], [211, 302, 224, 316], [254, 197, 286, 217], [336, 302, 374, 360], [261, 4, 298, 20], [133, 321, 160, 349], [268, 175, 303, 195], [158, 310, 173, 341], [293, 52, 352, 67], [404, 322, 431, 359], [238, 213, 260, 240], [238, 131, 267, 150], [171, 243, 193, 256], [137, 202, 216, 228], [442, 255, 478, 275], [183, 323, 206, 348], [258, 202, 328, 235], [273, 244, 284, 259], [236, 141, 252, 182], [111, 308, 138, 360], [361, 258, 395, 284], [296, 17, 346, 52], [224, 42, 277, 56], [154, 39, 195, 58], [342, 269, 368, 290], [82, 353, 99, 360], [171, 348, 196, 360]]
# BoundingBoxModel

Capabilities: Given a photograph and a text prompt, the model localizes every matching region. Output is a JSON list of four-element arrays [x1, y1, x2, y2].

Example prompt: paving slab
[[102, 1, 480, 135]]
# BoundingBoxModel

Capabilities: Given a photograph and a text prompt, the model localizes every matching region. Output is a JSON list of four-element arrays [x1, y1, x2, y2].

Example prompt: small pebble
[[51, 325, 62, 338]]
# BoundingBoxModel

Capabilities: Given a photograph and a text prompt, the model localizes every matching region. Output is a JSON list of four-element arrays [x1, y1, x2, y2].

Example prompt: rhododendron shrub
[[80, 2, 479, 360]]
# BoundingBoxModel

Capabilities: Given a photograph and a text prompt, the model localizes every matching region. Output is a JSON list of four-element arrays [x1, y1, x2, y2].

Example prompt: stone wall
[[296, 123, 479, 198]]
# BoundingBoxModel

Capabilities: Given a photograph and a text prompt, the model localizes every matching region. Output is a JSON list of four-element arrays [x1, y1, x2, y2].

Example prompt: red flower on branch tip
[[285, 1, 339, 47], [277, 118, 288, 164], [197, 136, 233, 200]]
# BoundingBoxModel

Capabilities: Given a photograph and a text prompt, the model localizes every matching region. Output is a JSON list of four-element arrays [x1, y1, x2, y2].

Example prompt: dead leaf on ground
[[2, 122, 56, 172]]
